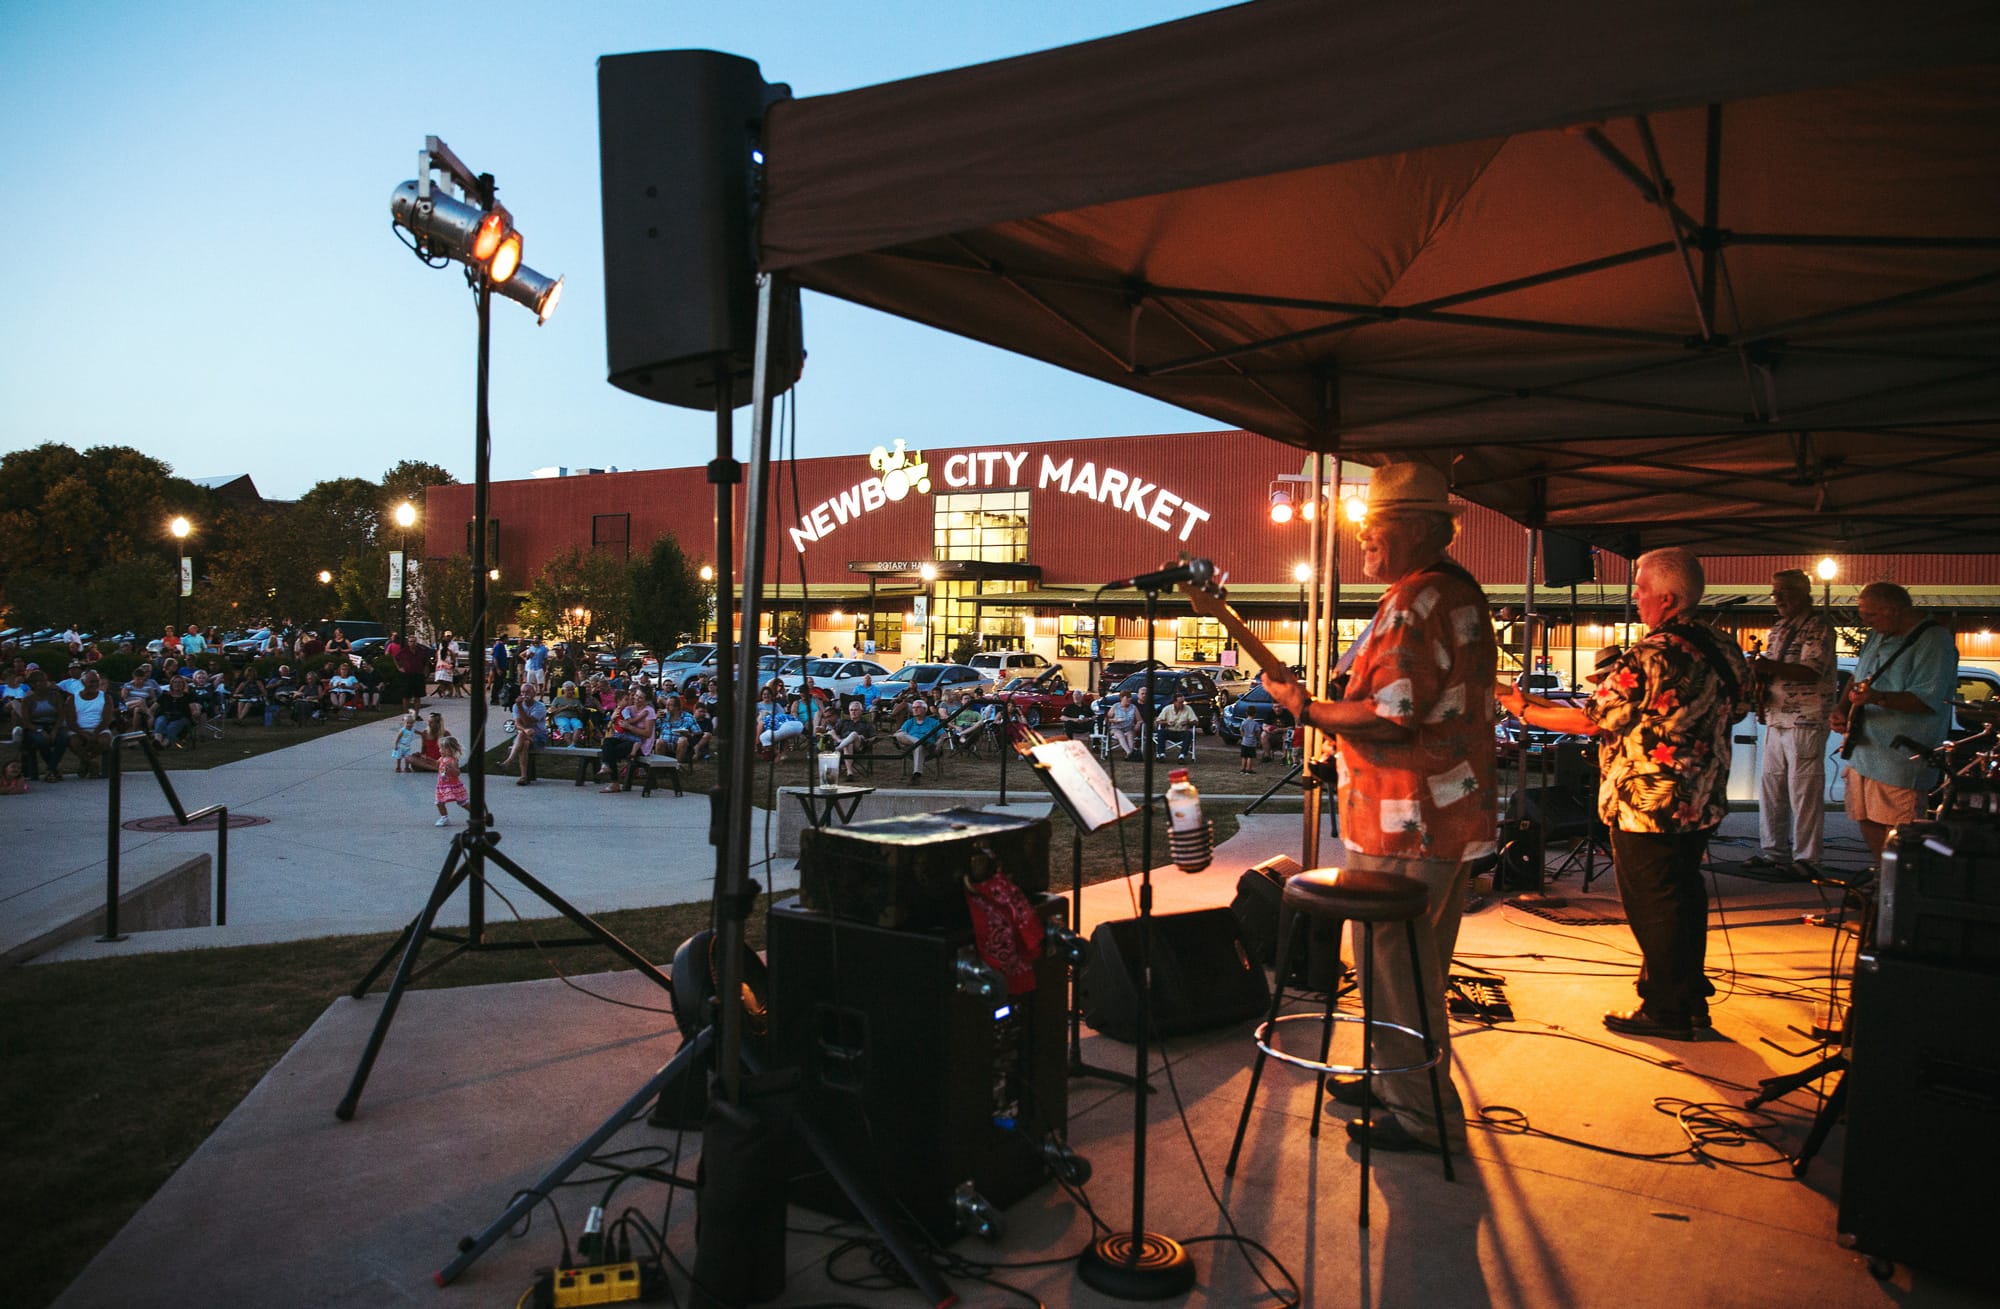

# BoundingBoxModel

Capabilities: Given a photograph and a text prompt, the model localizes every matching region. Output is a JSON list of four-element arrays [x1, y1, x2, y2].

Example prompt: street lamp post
[[393, 501, 416, 643], [920, 562, 938, 662], [169, 516, 192, 633], [700, 565, 715, 642], [1293, 561, 1311, 666], [1816, 555, 1838, 610]]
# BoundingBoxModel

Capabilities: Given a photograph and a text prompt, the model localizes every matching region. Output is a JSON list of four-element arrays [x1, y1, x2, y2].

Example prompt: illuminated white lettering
[[1121, 477, 1156, 516], [1002, 451, 1027, 484], [1148, 489, 1182, 531], [1177, 503, 1212, 542], [810, 504, 835, 536], [789, 522, 817, 553], [861, 478, 887, 511], [943, 453, 972, 488], [978, 451, 1004, 483], [1069, 462, 1097, 499], [830, 484, 864, 525], [1040, 455, 1074, 490], [1098, 467, 1128, 505]]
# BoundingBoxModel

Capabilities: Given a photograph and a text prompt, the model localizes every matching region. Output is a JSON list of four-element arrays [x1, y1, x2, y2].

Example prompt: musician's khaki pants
[[1759, 723, 1828, 864], [1336, 849, 1473, 1153]]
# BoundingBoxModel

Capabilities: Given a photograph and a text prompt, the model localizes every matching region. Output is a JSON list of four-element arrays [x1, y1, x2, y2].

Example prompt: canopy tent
[[757, 0, 2000, 554]]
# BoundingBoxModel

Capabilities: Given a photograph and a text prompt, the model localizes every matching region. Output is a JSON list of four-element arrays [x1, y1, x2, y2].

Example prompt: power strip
[[530, 1259, 664, 1307]]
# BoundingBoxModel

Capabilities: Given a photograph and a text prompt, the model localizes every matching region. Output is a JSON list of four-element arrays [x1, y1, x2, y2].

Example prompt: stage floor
[[50, 827, 1992, 1308]]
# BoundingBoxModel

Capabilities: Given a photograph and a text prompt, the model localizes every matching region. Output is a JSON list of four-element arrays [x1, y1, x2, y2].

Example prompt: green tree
[[625, 534, 705, 654], [522, 546, 628, 641], [415, 554, 474, 642], [381, 459, 456, 508]]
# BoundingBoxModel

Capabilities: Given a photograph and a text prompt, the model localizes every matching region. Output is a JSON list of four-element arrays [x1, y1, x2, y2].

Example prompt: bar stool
[[1225, 866, 1454, 1226]]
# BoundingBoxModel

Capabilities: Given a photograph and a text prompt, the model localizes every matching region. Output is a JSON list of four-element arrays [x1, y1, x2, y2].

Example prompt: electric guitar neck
[[1178, 573, 1293, 682]]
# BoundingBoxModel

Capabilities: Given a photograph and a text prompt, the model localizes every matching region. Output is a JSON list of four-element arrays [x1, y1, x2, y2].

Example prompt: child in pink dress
[[434, 737, 471, 825]]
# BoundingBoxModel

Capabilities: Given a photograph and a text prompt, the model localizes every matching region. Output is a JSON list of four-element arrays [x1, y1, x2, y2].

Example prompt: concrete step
[[3, 853, 213, 965]]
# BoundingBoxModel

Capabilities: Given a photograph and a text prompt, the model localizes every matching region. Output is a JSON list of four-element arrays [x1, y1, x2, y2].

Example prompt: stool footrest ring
[[1254, 1011, 1443, 1078]]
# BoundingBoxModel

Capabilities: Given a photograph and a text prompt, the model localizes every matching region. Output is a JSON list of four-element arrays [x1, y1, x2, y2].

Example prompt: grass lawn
[[4, 785, 1253, 1308], [87, 704, 395, 773]]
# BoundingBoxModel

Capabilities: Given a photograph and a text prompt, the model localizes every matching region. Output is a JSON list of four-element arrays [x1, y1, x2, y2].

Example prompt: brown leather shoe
[[1603, 1007, 1696, 1040]]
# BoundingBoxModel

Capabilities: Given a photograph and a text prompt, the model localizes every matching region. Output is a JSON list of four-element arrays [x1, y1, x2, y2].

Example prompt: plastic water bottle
[[1165, 768, 1212, 872]]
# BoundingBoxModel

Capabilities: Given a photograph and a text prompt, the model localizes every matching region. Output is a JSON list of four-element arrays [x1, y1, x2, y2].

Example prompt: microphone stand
[[1077, 580, 1196, 1298]]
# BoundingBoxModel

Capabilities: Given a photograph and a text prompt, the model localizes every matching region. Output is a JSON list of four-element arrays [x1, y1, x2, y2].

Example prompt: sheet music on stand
[[1029, 738, 1139, 833]]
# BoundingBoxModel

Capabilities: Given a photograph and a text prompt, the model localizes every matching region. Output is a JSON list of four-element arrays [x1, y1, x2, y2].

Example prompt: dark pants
[[23, 724, 70, 775], [1610, 826, 1716, 1022]]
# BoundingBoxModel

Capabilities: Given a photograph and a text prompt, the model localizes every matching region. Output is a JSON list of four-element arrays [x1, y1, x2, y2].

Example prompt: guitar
[[1178, 572, 1293, 686], [1837, 676, 1872, 760]]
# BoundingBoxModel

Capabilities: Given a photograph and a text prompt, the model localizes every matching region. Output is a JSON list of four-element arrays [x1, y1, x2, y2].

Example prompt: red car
[[990, 668, 1089, 727]]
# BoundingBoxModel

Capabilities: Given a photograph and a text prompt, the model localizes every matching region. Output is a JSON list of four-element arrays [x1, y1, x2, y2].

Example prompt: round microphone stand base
[[1078, 1231, 1196, 1300]]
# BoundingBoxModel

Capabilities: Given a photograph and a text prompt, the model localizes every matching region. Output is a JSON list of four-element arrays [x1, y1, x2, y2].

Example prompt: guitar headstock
[[1178, 569, 1231, 619]]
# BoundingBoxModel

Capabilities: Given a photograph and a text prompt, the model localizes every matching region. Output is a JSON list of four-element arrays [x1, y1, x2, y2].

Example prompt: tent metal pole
[[1301, 449, 1326, 869]]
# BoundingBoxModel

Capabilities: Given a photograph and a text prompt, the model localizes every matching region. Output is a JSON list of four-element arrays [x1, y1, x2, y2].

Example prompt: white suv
[[967, 650, 1051, 689]]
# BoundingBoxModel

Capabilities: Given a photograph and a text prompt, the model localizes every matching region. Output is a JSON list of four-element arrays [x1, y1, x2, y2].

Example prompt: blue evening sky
[[0, 1, 1225, 499]]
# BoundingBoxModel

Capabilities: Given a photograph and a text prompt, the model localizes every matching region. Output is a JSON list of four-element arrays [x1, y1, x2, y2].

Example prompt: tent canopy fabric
[[758, 0, 2000, 554]]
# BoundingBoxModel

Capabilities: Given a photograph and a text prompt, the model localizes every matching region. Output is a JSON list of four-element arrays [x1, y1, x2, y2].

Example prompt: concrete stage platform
[[50, 824, 1992, 1309]]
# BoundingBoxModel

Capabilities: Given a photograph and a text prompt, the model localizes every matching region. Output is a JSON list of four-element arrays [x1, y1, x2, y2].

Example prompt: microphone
[[1101, 558, 1215, 592]]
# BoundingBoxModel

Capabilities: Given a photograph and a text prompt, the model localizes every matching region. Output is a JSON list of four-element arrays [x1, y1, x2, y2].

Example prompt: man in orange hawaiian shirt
[[1266, 462, 1498, 1155]]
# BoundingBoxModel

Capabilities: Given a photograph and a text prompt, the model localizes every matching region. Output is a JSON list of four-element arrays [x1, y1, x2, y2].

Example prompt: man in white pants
[[1748, 569, 1836, 876]]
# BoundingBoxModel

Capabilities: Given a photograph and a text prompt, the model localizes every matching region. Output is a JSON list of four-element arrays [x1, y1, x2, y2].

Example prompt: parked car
[[653, 642, 782, 692], [779, 658, 892, 701], [1097, 657, 1169, 694], [967, 649, 1052, 689], [990, 667, 1089, 726], [876, 662, 985, 710], [347, 636, 389, 662], [594, 644, 651, 673], [1219, 682, 1292, 741], [1093, 667, 1221, 732], [1205, 665, 1253, 704]]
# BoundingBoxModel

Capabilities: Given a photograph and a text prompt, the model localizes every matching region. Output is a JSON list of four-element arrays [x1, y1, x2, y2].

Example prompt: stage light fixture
[[388, 136, 561, 318], [489, 231, 523, 284], [495, 263, 564, 324], [1344, 493, 1368, 522], [1268, 487, 1293, 524]]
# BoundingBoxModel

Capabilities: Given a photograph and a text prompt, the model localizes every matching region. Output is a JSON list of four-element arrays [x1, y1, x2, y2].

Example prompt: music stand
[[1026, 738, 1144, 1088]]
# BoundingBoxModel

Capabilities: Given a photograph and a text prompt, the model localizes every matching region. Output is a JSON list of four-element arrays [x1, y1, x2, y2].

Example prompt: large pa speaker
[[1838, 952, 2000, 1290], [1542, 531, 1595, 588], [768, 896, 1068, 1244], [597, 50, 803, 410], [1080, 907, 1269, 1043]]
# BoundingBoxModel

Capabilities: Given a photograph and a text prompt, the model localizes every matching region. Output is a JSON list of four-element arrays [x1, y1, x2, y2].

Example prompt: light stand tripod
[[337, 234, 673, 1122], [1076, 578, 1196, 1299]]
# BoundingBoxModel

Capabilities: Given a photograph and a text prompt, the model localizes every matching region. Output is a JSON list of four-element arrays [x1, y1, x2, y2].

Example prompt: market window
[[933, 490, 1028, 563], [1058, 614, 1102, 660], [1174, 616, 1225, 664]]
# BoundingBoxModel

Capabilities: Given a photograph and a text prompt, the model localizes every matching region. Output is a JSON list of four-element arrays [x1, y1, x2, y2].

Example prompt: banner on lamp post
[[179, 556, 193, 598], [388, 551, 405, 599]]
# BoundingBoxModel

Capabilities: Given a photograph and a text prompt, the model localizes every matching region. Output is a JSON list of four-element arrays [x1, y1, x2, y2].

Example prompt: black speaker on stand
[[597, 50, 803, 408]]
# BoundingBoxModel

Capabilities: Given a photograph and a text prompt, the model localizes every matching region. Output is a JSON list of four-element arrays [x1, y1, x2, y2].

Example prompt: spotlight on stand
[[1268, 486, 1294, 524], [496, 263, 563, 323], [388, 136, 562, 323]]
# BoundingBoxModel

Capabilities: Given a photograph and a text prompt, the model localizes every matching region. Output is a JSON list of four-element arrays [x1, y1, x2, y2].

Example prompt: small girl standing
[[391, 711, 420, 772], [434, 736, 471, 825]]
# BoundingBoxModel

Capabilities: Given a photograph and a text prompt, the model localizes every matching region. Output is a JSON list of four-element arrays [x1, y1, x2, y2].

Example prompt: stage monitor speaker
[[1878, 820, 2000, 969], [597, 50, 803, 410], [1542, 532, 1595, 588], [1495, 816, 1545, 894], [1080, 907, 1269, 1043], [1229, 855, 1345, 991], [1508, 784, 1596, 843], [1838, 952, 2000, 1291], [768, 896, 1067, 1244]]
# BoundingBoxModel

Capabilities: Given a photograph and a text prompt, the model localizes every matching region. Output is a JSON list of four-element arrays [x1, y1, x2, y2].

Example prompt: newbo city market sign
[[787, 442, 1213, 553]]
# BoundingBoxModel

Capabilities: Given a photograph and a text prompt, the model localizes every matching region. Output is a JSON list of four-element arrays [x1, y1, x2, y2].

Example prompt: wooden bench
[[525, 743, 684, 796]]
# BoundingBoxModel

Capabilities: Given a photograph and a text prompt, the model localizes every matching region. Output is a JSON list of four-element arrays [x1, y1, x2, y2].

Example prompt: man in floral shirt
[[1505, 547, 1750, 1040], [1266, 461, 1497, 1155]]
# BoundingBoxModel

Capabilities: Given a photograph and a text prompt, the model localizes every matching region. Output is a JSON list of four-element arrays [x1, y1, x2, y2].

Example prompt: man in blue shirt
[[657, 694, 698, 765], [1835, 582, 1957, 860]]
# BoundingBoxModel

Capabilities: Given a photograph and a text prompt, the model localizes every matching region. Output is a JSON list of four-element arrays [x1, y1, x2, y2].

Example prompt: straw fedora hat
[[1585, 644, 1624, 684], [1365, 462, 1463, 516]]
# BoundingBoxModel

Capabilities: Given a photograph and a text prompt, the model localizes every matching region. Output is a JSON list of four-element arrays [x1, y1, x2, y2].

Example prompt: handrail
[[100, 731, 228, 941]]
